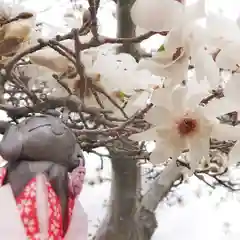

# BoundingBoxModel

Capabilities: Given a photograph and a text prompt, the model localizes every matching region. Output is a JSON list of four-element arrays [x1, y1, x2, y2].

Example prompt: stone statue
[[0, 114, 88, 239]]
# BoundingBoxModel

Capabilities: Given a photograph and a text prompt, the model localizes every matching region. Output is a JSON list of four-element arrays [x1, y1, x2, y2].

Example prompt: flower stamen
[[177, 117, 198, 136]]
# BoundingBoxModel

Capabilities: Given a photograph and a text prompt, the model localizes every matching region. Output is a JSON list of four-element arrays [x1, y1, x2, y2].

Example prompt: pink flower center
[[177, 117, 198, 136]]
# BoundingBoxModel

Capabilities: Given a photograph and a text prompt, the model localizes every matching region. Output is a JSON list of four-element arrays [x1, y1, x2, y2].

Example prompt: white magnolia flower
[[206, 13, 240, 49], [137, 45, 189, 87], [216, 42, 240, 72], [131, 0, 206, 33], [130, 85, 240, 170], [91, 52, 162, 95], [28, 39, 75, 73], [131, 0, 184, 32], [29, 49, 160, 114], [206, 14, 240, 72], [134, 0, 219, 88], [86, 52, 163, 116]]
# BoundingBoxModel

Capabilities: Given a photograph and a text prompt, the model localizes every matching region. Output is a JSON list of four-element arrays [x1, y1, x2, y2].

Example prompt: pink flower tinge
[[68, 166, 86, 198]]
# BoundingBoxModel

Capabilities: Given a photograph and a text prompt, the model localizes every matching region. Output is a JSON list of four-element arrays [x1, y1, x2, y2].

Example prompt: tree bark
[[140, 161, 183, 212], [116, 0, 144, 59], [116, 0, 135, 54], [95, 149, 142, 240]]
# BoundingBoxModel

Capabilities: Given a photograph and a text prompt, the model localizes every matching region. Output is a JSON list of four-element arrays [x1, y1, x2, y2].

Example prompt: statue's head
[[0, 114, 84, 172]]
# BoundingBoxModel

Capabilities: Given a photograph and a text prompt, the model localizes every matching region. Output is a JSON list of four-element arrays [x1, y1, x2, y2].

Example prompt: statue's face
[[0, 115, 85, 172]]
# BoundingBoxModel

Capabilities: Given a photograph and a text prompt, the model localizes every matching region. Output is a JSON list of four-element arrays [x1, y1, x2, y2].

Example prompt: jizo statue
[[0, 114, 88, 239]]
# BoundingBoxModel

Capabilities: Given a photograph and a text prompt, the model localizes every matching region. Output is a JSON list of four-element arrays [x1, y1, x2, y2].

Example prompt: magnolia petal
[[114, 53, 137, 69], [186, 92, 208, 110], [91, 54, 114, 74], [155, 127, 173, 141], [153, 53, 189, 83], [203, 97, 239, 119], [150, 141, 171, 164], [29, 48, 70, 73], [152, 51, 176, 67], [150, 87, 172, 108], [206, 13, 240, 48], [188, 137, 209, 171], [121, 92, 149, 117], [183, 24, 206, 52], [164, 26, 184, 53], [137, 58, 170, 77], [229, 141, 240, 165], [106, 53, 137, 72], [130, 0, 183, 32], [165, 128, 187, 156], [93, 53, 136, 77], [129, 127, 159, 141], [224, 73, 240, 104], [211, 124, 240, 141], [167, 59, 189, 87], [156, 135, 183, 162], [189, 107, 212, 139], [0, 37, 22, 56], [165, 0, 206, 52], [133, 91, 150, 105], [4, 19, 33, 40], [145, 106, 173, 126], [171, 86, 187, 116], [216, 43, 240, 70], [192, 48, 220, 88], [141, 54, 189, 87], [119, 91, 150, 117], [135, 69, 162, 89], [186, 75, 210, 96], [184, 0, 206, 23], [91, 53, 138, 95]]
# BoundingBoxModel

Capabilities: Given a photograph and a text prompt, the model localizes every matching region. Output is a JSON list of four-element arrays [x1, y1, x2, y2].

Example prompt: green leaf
[[119, 91, 125, 100], [158, 44, 165, 52]]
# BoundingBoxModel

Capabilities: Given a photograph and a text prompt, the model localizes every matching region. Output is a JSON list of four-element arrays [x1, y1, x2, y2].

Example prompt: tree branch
[[140, 160, 183, 212]]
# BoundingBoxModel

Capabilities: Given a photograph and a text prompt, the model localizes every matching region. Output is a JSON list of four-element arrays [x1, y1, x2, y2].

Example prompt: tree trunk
[[140, 160, 183, 212], [116, 0, 143, 59], [134, 160, 184, 239], [95, 149, 143, 240]]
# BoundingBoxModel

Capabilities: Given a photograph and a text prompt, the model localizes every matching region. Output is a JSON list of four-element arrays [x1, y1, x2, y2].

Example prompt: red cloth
[[0, 168, 79, 239]]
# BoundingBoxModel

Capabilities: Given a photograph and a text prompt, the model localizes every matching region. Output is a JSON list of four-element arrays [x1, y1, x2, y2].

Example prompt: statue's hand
[[68, 166, 86, 198]]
